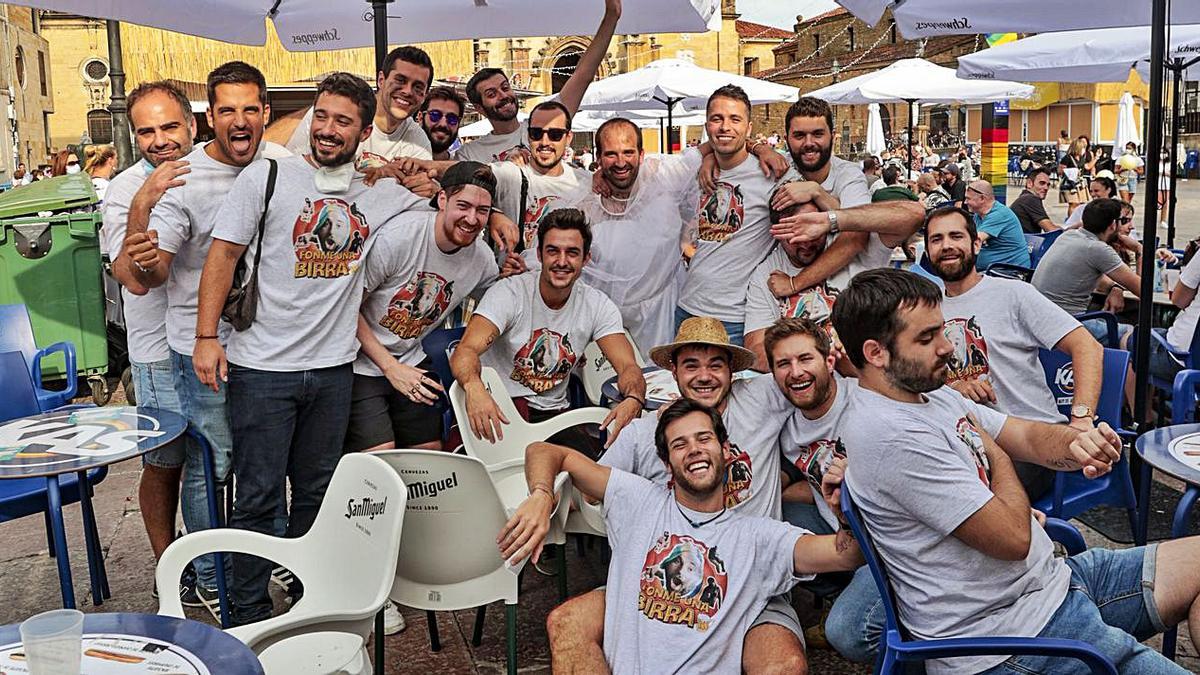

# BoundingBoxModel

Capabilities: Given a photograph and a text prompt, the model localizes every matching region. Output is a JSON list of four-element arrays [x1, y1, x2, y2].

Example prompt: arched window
[[87, 109, 113, 144]]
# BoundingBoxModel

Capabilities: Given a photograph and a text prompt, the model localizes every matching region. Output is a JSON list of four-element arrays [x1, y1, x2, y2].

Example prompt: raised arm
[[771, 199, 926, 249], [595, 332, 647, 444], [555, 0, 621, 115], [449, 314, 510, 441]]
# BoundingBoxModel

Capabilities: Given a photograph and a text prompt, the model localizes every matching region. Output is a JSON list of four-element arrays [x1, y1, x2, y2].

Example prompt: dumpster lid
[[0, 174, 97, 219]]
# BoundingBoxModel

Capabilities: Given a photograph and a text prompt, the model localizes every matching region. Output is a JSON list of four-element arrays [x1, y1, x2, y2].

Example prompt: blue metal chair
[[0, 304, 78, 410], [984, 262, 1034, 283], [420, 326, 465, 445], [1025, 229, 1064, 269], [1074, 311, 1120, 348], [840, 484, 1118, 675], [1035, 348, 1139, 538], [0, 350, 109, 606]]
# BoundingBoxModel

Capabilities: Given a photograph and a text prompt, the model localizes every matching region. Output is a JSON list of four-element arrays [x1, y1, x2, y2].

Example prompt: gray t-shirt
[[843, 385, 1071, 675], [779, 377, 858, 531], [153, 142, 292, 356], [101, 162, 170, 364], [678, 155, 777, 323], [1031, 228, 1125, 315], [601, 470, 808, 675], [474, 271, 623, 410], [211, 155, 424, 371], [489, 161, 590, 251], [743, 240, 874, 338], [354, 211, 498, 376], [454, 121, 528, 163], [284, 108, 432, 166], [942, 276, 1079, 424], [600, 374, 793, 518]]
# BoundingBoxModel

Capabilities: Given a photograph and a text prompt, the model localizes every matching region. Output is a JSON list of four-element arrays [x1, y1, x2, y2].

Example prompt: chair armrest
[[1173, 369, 1200, 424], [156, 528, 304, 618], [898, 636, 1116, 675], [1074, 312, 1119, 348], [33, 342, 77, 399], [227, 605, 373, 656], [1042, 518, 1087, 556], [529, 406, 611, 438]]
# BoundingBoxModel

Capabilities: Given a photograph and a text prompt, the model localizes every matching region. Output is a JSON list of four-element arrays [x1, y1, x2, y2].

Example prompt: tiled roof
[[736, 19, 793, 41]]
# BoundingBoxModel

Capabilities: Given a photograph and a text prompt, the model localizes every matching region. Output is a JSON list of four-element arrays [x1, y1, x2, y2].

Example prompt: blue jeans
[[168, 350, 233, 590], [133, 358, 188, 469], [673, 306, 744, 346], [226, 363, 354, 625], [825, 564, 895, 665], [1081, 318, 1132, 347], [982, 545, 1185, 674]]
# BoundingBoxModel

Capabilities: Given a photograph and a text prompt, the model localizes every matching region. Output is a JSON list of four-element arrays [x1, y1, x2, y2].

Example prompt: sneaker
[[195, 585, 222, 623], [153, 563, 202, 608], [270, 565, 294, 592], [382, 601, 406, 635]]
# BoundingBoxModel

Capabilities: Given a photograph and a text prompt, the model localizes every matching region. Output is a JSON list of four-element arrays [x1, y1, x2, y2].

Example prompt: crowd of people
[[95, 0, 1200, 669]]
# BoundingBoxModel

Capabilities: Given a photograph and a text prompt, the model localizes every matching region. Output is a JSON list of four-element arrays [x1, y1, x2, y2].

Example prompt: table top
[[0, 406, 187, 479], [1120, 289, 1176, 307], [1135, 423, 1200, 486], [0, 612, 262, 674]]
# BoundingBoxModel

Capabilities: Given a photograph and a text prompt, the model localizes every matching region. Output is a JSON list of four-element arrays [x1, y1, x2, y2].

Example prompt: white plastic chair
[[580, 329, 644, 406], [156, 454, 407, 675], [375, 450, 567, 675], [564, 485, 607, 538], [450, 367, 611, 468]]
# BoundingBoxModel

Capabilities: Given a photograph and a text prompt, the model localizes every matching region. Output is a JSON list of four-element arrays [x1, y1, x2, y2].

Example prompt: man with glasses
[[963, 179, 1031, 271], [420, 86, 465, 161]]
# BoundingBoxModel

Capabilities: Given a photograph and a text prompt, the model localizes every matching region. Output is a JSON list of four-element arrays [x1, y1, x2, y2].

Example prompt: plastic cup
[[19, 609, 83, 675]]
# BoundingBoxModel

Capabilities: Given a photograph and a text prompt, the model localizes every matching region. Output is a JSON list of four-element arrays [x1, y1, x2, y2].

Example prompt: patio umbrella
[[865, 103, 886, 157], [1114, 93, 1140, 155], [806, 58, 1033, 168], [574, 58, 800, 152]]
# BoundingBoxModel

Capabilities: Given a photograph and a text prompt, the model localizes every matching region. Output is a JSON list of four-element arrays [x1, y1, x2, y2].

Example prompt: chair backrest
[[376, 450, 521, 605], [0, 351, 40, 422], [420, 326, 465, 395], [449, 367, 537, 467], [294, 453, 408, 615], [1026, 229, 1064, 268], [0, 305, 37, 372], [1171, 369, 1200, 424], [839, 484, 905, 640], [580, 329, 644, 406], [1037, 348, 1129, 429]]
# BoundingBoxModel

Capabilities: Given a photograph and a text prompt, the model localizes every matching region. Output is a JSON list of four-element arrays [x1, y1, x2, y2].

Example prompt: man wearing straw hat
[[541, 316, 809, 674]]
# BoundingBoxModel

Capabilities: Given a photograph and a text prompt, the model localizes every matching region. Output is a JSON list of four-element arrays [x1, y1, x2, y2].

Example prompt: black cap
[[429, 160, 498, 209]]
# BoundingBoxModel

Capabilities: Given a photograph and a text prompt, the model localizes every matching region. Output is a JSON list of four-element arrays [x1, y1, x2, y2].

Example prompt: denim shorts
[[981, 545, 1187, 675], [133, 359, 186, 469]]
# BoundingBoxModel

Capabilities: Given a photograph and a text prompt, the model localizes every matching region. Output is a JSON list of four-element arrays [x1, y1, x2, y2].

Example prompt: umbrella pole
[[667, 98, 677, 155], [907, 100, 914, 178], [1133, 0, 1169, 429], [1167, 61, 1182, 248], [371, 0, 393, 73]]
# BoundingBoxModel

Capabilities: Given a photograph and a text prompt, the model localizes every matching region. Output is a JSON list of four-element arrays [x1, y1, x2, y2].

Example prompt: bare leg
[[1151, 537, 1200, 645], [138, 464, 182, 559], [546, 589, 609, 674], [743, 623, 808, 675]]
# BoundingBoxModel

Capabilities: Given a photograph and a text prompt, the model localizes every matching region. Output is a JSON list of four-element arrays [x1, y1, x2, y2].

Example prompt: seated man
[[830, 267, 1200, 673], [1031, 198, 1141, 343], [1009, 167, 1062, 234], [745, 195, 924, 372], [542, 318, 804, 673], [500, 399, 863, 674], [450, 208, 644, 452], [964, 179, 1032, 271]]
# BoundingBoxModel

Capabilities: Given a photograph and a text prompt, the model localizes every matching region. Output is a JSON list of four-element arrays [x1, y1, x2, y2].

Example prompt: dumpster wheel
[[88, 375, 112, 406]]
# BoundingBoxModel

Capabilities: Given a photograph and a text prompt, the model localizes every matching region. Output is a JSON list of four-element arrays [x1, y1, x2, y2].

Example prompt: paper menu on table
[[0, 633, 211, 674]]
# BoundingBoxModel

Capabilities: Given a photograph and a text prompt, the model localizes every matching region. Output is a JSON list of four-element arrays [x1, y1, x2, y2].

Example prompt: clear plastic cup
[[19, 608, 83, 675]]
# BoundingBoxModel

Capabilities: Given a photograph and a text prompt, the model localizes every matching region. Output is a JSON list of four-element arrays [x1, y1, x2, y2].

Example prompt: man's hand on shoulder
[[948, 377, 997, 404]]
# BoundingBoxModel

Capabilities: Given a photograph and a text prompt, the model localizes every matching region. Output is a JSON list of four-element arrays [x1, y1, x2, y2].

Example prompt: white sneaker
[[382, 601, 406, 635]]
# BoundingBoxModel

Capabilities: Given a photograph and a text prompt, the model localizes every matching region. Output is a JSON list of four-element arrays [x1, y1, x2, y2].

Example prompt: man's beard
[[425, 125, 456, 154], [310, 136, 357, 167], [484, 96, 519, 122], [885, 350, 949, 394], [794, 373, 834, 412], [673, 463, 724, 498], [790, 142, 833, 174], [930, 249, 976, 282]]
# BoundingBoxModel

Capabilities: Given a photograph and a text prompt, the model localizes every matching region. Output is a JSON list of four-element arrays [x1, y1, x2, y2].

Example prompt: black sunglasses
[[424, 109, 460, 127], [529, 126, 568, 142]]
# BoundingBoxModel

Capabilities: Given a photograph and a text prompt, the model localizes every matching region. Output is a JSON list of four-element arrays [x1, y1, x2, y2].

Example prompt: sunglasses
[[529, 126, 568, 142], [67, 160, 79, 167], [424, 109, 460, 127], [1117, 216, 1133, 224]]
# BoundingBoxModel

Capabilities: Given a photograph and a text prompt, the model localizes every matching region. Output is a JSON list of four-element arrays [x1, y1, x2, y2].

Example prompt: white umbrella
[[865, 103, 886, 157], [5, 0, 719, 50], [1114, 93, 1140, 151], [957, 25, 1200, 83], [832, 0, 1200, 38]]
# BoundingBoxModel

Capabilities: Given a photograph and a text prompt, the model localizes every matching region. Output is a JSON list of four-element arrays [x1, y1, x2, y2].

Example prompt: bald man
[[963, 179, 1031, 271]]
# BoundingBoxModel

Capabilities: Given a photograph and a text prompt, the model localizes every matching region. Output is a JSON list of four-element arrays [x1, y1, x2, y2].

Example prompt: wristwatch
[[1070, 404, 1094, 420], [828, 210, 840, 237]]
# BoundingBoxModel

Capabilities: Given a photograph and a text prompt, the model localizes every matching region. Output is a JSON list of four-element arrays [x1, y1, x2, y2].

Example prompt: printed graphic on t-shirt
[[779, 284, 842, 348], [511, 327, 578, 393], [521, 195, 562, 249], [495, 146, 525, 163], [292, 197, 369, 279], [792, 438, 846, 494], [943, 317, 990, 382], [696, 182, 745, 242], [379, 271, 454, 339], [356, 152, 391, 171], [667, 443, 753, 508], [638, 533, 728, 632], [956, 416, 991, 487]]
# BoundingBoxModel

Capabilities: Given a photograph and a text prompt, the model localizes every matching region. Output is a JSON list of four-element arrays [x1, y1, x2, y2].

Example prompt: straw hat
[[649, 317, 757, 372]]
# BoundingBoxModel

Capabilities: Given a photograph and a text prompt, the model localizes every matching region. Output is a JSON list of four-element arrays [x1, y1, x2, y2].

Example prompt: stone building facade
[[0, 5, 53, 180]]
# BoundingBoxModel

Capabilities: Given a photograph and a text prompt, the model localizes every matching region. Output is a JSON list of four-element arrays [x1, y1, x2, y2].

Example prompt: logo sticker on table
[[1168, 432, 1200, 473], [0, 633, 211, 674], [0, 408, 166, 470]]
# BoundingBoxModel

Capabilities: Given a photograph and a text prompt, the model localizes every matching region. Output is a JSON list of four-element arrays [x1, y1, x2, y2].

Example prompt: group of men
[[98, 1, 1200, 669]]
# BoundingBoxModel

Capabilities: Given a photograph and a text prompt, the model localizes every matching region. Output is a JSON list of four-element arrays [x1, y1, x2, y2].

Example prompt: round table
[[0, 612, 263, 674], [0, 407, 190, 610], [1133, 424, 1200, 661]]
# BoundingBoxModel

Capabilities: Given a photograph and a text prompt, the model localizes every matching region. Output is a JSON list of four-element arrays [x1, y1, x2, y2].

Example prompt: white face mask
[[312, 161, 356, 194], [65, 164, 81, 175]]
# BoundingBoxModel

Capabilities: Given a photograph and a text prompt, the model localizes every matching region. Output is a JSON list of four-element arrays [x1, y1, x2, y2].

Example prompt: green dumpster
[[0, 173, 106, 387]]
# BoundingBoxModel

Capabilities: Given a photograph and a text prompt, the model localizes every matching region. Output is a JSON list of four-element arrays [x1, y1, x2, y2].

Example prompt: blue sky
[[738, 0, 838, 30]]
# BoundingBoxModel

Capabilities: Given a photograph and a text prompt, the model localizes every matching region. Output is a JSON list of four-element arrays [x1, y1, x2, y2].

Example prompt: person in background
[[870, 165, 918, 203], [963, 180, 1031, 271], [1009, 167, 1061, 234], [85, 145, 118, 200], [51, 149, 81, 177], [1116, 142, 1144, 204], [419, 86, 465, 161], [1064, 176, 1118, 228], [1056, 129, 1071, 164], [862, 155, 883, 194], [940, 162, 966, 204], [1159, 147, 1174, 226], [1059, 138, 1088, 219], [917, 173, 951, 211]]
